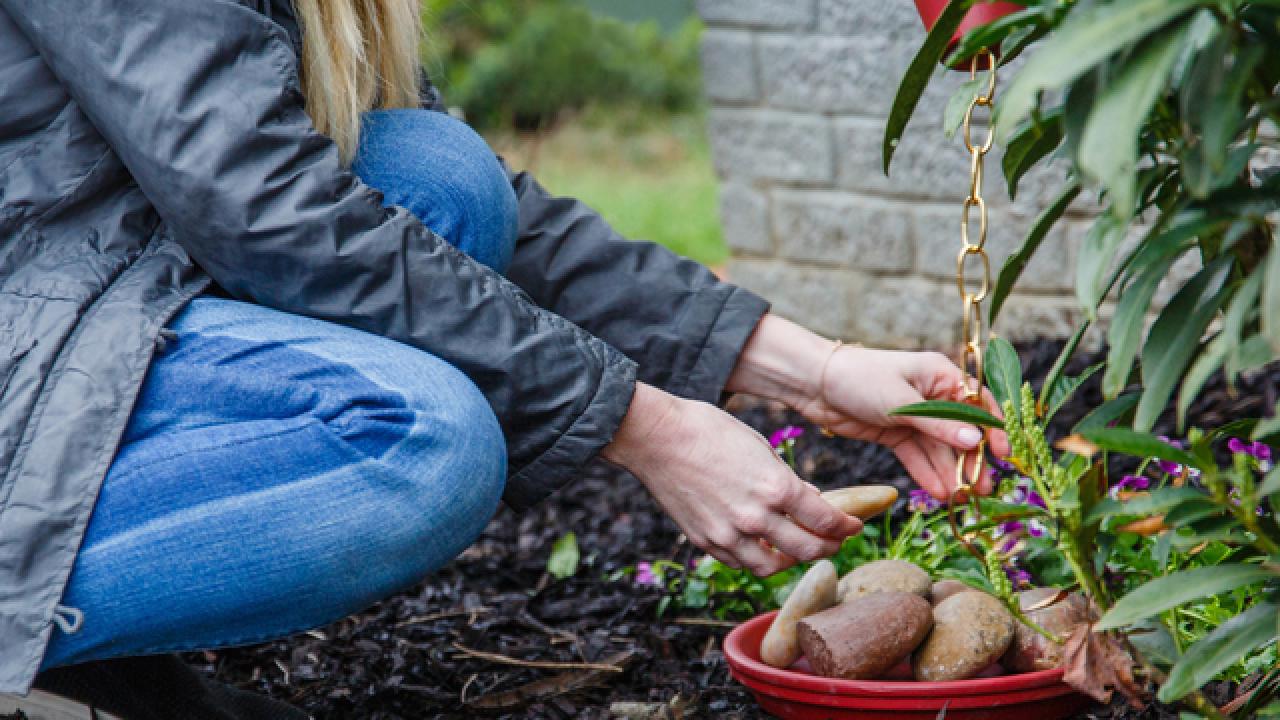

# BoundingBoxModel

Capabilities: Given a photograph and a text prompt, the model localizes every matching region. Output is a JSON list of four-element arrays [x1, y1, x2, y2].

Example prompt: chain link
[[949, 49, 997, 561]]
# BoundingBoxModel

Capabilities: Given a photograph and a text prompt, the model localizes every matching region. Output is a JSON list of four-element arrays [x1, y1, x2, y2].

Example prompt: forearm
[[725, 314, 837, 409]]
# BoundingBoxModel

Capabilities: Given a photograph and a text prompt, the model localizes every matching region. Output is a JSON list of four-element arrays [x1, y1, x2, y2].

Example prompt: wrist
[[726, 314, 836, 409], [601, 382, 680, 471]]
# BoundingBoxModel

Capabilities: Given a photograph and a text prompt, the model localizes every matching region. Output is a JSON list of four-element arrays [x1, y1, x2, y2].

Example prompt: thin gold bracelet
[[816, 340, 844, 437]]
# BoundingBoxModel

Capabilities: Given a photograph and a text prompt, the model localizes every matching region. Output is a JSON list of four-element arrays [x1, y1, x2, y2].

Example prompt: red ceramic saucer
[[723, 611, 1093, 719]]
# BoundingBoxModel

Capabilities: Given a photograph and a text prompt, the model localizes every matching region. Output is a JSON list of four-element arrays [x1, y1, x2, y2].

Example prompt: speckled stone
[[914, 592, 1015, 681]]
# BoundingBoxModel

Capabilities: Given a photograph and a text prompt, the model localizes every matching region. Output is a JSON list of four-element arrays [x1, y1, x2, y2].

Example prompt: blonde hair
[[293, 0, 423, 163]]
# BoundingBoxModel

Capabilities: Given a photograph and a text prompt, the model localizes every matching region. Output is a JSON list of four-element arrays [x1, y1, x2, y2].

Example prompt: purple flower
[[1111, 471, 1152, 491], [997, 520, 1025, 536], [909, 489, 942, 513], [1028, 520, 1047, 538], [768, 425, 804, 449], [1154, 459, 1184, 476], [1004, 565, 1032, 588], [1010, 484, 1047, 509], [920, 528, 933, 541], [998, 535, 1021, 554], [635, 562, 662, 588], [1159, 435, 1187, 449], [1229, 438, 1273, 463]]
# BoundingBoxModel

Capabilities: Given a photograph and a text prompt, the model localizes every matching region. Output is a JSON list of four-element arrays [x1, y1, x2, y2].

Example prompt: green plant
[[880, 1, 1280, 714], [423, 0, 703, 129]]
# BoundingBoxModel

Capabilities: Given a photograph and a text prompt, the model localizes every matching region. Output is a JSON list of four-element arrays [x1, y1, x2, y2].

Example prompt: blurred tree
[[422, 0, 703, 129]]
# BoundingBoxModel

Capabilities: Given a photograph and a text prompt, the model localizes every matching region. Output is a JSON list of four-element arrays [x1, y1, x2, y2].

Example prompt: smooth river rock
[[761, 560, 838, 668], [1002, 588, 1093, 673], [838, 559, 931, 602], [930, 579, 984, 606], [797, 592, 933, 680], [914, 591, 1015, 681], [821, 486, 898, 520]]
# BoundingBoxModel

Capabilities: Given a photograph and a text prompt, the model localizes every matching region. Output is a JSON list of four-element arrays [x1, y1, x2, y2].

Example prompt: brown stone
[[797, 592, 933, 679], [929, 579, 983, 606], [1002, 588, 1093, 673], [838, 559, 930, 602], [914, 592, 1015, 681], [761, 560, 838, 668]]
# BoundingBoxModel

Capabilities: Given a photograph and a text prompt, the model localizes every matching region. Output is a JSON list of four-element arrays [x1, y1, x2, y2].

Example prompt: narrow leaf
[[991, 183, 1081, 324], [995, 0, 1201, 140], [1104, 253, 1179, 399], [1085, 486, 1205, 525], [1136, 258, 1233, 432], [1177, 336, 1227, 431], [1098, 564, 1275, 630], [1264, 239, 1280, 355], [1078, 25, 1189, 218], [1159, 601, 1277, 702], [884, 0, 971, 173], [1078, 427, 1204, 470], [890, 400, 1003, 428], [1002, 110, 1065, 200], [943, 77, 987, 139], [984, 337, 1022, 412], [1073, 394, 1140, 434], [1075, 215, 1126, 319], [1046, 363, 1103, 422]]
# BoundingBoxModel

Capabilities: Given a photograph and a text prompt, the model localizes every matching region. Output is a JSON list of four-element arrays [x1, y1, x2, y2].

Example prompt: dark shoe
[[27, 655, 309, 720]]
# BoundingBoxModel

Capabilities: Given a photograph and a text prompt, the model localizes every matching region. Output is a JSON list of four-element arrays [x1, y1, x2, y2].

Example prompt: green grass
[[485, 110, 728, 267]]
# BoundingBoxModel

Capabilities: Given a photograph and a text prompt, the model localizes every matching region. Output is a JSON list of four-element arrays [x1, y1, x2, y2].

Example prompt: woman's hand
[[727, 314, 1010, 500], [602, 383, 863, 577]]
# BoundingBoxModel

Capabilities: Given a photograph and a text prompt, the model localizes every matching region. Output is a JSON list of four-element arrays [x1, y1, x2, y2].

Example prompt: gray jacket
[[0, 0, 767, 692]]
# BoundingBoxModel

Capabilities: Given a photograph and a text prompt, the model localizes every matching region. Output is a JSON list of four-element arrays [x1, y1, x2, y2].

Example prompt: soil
[[185, 340, 1279, 719]]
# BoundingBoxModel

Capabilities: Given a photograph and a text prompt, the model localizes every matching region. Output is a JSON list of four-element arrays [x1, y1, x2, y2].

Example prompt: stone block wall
[[696, 0, 1094, 349]]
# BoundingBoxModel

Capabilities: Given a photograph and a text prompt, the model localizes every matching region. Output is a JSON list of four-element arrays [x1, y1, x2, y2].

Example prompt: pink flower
[[635, 562, 662, 588], [768, 426, 804, 449]]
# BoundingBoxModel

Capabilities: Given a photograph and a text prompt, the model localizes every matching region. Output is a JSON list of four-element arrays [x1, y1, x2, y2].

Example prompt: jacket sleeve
[[504, 176, 770, 404], [2, 0, 636, 511], [418, 81, 770, 404]]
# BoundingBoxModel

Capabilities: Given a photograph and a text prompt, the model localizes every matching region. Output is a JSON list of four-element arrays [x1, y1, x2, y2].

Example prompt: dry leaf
[[1055, 434, 1099, 458], [1062, 625, 1146, 708]]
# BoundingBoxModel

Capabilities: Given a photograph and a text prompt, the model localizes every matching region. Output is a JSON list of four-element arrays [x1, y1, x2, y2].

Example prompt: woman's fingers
[[764, 514, 845, 562], [894, 440, 949, 500], [783, 482, 864, 540], [735, 537, 796, 577]]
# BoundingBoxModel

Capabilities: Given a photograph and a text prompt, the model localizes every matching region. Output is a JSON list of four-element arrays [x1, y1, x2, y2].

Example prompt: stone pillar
[[697, 0, 1091, 348]]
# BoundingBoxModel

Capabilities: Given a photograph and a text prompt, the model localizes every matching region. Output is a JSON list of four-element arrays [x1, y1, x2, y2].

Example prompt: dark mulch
[[186, 339, 1279, 719]]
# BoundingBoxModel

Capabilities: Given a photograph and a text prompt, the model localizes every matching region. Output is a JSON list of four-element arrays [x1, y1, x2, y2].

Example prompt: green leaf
[[943, 77, 987, 140], [1222, 270, 1264, 384], [884, 0, 971, 174], [1075, 215, 1126, 319], [1259, 465, 1280, 499], [994, 0, 1202, 140], [1098, 564, 1276, 630], [1104, 253, 1179, 399], [990, 182, 1081, 324], [547, 531, 580, 580], [1136, 258, 1233, 432], [1073, 394, 1140, 435], [1180, 30, 1263, 199], [1045, 363, 1103, 422], [947, 7, 1044, 68], [889, 400, 1003, 428], [1078, 427, 1205, 470], [1038, 321, 1090, 414], [1002, 110, 1065, 200], [1078, 24, 1190, 218], [1085, 486, 1205, 525], [1177, 336, 1228, 431], [1129, 621, 1182, 668], [1160, 601, 1278, 702], [1264, 238, 1280, 355], [984, 337, 1022, 412]]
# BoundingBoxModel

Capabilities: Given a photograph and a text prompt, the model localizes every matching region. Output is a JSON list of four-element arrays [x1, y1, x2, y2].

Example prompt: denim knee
[[353, 109, 518, 274], [344, 356, 508, 581]]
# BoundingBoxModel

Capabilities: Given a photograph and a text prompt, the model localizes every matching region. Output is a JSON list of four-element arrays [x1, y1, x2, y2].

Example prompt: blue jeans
[[41, 110, 517, 669]]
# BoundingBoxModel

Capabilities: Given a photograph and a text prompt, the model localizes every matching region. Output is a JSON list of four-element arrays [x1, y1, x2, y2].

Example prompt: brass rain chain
[[949, 49, 997, 561]]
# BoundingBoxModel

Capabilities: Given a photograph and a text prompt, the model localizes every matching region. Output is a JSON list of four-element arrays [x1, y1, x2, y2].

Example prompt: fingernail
[[957, 426, 983, 448]]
